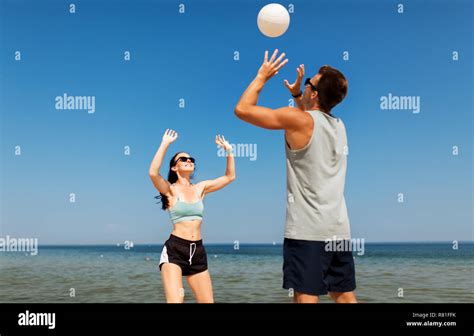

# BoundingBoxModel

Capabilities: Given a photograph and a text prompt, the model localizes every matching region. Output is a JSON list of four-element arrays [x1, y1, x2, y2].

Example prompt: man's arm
[[234, 49, 306, 130], [235, 100, 306, 130]]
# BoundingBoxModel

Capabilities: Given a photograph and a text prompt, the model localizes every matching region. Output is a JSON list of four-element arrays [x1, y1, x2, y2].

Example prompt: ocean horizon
[[1, 242, 473, 303], [29, 240, 474, 246]]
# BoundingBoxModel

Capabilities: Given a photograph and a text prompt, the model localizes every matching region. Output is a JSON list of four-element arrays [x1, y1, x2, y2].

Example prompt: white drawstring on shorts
[[189, 243, 197, 265]]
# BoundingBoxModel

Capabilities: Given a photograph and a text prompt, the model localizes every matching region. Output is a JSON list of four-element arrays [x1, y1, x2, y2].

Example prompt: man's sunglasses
[[174, 156, 196, 165], [305, 78, 318, 91]]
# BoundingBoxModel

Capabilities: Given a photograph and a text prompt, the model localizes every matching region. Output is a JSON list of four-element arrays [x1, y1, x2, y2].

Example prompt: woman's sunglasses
[[305, 78, 318, 91], [174, 156, 196, 165]]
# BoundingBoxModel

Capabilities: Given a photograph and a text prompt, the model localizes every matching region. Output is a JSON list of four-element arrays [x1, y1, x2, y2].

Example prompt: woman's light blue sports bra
[[168, 190, 204, 224]]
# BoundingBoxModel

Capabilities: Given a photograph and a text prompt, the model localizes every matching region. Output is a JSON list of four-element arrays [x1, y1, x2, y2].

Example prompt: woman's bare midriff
[[171, 220, 202, 241]]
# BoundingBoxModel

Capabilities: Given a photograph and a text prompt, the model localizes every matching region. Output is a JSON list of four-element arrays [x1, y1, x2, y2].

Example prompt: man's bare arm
[[235, 102, 307, 130], [234, 49, 307, 130]]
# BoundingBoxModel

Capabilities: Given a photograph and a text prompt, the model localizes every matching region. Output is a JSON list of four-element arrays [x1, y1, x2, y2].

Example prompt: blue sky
[[1, 0, 472, 244]]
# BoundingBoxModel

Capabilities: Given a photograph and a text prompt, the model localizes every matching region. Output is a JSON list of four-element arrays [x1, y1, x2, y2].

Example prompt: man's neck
[[308, 104, 331, 115], [306, 104, 323, 112]]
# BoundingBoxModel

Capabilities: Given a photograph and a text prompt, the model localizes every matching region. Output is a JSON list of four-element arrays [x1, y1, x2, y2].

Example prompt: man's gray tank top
[[285, 109, 350, 241]]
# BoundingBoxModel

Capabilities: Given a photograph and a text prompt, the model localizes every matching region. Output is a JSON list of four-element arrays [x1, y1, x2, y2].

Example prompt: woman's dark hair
[[155, 152, 194, 210], [315, 65, 348, 113]]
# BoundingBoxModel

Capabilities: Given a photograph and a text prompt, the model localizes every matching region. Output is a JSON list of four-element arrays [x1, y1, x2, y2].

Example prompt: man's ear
[[311, 90, 319, 100]]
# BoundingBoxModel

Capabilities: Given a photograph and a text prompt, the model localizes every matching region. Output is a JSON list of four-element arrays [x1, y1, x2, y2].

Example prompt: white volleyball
[[257, 3, 290, 38]]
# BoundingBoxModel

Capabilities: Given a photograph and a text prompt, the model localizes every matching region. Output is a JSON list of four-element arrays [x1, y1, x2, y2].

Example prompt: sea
[[0, 242, 472, 303]]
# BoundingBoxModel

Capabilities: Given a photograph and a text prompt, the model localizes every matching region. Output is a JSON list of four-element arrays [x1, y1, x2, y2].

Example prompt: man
[[234, 49, 356, 303]]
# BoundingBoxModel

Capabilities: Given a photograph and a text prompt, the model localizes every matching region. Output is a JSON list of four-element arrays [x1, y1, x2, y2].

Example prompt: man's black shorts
[[283, 238, 356, 296]]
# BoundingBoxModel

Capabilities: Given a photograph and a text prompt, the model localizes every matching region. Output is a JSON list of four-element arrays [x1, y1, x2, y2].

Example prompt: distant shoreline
[[30, 241, 474, 247]]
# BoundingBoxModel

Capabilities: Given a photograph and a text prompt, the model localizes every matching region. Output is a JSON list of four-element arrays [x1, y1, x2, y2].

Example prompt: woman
[[148, 129, 236, 303]]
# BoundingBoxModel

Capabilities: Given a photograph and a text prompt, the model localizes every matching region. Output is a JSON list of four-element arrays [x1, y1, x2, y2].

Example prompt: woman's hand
[[161, 129, 178, 145], [215, 134, 232, 151]]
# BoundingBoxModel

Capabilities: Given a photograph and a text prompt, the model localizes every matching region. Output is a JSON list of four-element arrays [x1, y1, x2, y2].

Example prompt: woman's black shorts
[[159, 234, 208, 276]]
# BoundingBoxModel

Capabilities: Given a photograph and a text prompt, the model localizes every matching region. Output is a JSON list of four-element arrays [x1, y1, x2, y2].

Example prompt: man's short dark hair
[[316, 65, 348, 112]]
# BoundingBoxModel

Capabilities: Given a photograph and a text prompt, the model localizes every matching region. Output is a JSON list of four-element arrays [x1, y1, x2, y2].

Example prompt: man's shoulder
[[280, 106, 314, 124]]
